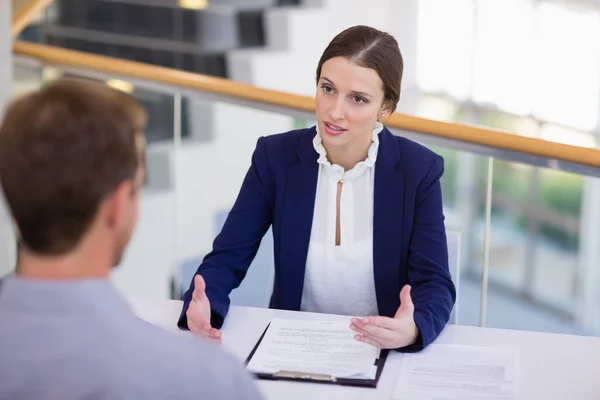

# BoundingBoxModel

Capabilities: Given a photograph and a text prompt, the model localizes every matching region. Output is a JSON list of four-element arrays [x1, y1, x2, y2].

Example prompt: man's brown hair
[[0, 78, 147, 255]]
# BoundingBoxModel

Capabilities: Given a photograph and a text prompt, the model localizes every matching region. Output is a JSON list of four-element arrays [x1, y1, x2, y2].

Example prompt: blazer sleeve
[[400, 155, 456, 352], [177, 137, 273, 329]]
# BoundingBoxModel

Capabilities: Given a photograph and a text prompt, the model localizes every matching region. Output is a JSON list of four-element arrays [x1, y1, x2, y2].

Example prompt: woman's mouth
[[323, 121, 347, 136]]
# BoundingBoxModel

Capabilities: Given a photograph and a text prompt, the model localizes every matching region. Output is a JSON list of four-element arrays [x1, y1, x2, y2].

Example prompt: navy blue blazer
[[178, 126, 456, 351]]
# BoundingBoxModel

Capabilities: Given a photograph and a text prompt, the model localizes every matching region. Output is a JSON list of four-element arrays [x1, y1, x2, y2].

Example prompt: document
[[393, 344, 518, 400], [246, 318, 380, 378]]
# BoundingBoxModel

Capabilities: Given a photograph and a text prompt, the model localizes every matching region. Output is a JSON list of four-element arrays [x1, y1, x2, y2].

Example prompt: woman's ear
[[379, 102, 394, 119]]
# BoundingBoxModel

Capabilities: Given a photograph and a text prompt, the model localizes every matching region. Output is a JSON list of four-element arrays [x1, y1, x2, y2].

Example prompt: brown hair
[[316, 25, 404, 112], [0, 78, 147, 254]]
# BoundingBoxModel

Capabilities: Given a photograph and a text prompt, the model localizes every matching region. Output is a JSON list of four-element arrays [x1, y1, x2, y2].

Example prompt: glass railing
[[9, 0, 600, 339]]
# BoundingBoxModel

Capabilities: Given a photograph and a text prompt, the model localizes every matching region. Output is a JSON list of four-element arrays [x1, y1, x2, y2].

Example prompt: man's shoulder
[[126, 318, 228, 362], [123, 320, 261, 399]]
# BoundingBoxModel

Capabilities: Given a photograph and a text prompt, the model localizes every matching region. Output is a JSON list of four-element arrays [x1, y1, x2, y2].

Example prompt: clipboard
[[244, 322, 389, 388]]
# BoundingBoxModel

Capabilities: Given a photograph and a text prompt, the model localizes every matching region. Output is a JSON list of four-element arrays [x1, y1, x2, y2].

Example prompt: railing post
[[171, 93, 182, 299], [0, 0, 16, 278], [577, 175, 600, 334], [480, 157, 494, 327]]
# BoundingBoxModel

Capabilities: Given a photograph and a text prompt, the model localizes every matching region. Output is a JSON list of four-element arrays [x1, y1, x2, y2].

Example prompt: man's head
[[0, 79, 147, 268]]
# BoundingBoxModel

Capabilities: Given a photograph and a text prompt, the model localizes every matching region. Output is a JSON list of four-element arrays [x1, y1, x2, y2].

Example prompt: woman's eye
[[353, 96, 367, 104], [321, 85, 334, 94]]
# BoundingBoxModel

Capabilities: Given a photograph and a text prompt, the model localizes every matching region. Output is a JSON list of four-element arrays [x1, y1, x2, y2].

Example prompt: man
[[0, 79, 263, 400]]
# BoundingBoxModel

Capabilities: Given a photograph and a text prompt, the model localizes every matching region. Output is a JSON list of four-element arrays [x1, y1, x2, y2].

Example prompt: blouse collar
[[313, 121, 384, 180]]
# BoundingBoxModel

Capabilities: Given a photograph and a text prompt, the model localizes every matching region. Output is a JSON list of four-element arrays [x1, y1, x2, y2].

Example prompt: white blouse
[[300, 122, 384, 317]]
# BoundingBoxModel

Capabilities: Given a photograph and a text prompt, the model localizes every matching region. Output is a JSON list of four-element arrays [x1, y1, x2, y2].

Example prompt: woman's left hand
[[350, 285, 419, 349]]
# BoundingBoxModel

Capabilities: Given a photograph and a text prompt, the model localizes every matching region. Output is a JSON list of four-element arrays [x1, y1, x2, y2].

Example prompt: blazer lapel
[[373, 129, 405, 318], [280, 128, 319, 310]]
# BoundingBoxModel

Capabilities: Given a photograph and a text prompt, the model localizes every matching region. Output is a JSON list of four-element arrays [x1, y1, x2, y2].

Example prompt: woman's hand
[[350, 285, 419, 349], [185, 275, 223, 343]]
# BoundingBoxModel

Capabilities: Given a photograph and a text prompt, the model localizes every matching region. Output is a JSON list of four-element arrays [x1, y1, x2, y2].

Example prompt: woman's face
[[315, 56, 390, 151]]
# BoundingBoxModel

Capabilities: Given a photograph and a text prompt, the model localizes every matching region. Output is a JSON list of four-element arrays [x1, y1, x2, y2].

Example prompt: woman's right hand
[[186, 275, 223, 343]]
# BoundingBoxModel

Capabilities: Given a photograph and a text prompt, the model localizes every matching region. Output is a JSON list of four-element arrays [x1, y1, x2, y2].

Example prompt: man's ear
[[103, 181, 131, 230]]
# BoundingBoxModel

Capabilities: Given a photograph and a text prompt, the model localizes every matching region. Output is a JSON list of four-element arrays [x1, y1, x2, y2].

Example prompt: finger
[[199, 327, 222, 340], [352, 316, 398, 330], [354, 334, 384, 349], [192, 275, 206, 302], [350, 322, 396, 343], [397, 285, 414, 316], [188, 317, 222, 339], [207, 327, 222, 339], [191, 326, 223, 343], [208, 336, 223, 345], [205, 334, 223, 345]]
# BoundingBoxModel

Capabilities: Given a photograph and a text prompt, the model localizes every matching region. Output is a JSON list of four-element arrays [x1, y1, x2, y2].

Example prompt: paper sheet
[[393, 344, 518, 400], [246, 318, 379, 378]]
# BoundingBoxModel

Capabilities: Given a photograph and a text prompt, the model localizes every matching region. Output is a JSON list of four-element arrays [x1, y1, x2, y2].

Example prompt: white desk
[[127, 297, 600, 400]]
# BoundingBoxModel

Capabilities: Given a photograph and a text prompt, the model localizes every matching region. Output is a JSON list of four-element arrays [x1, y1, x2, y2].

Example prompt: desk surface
[[127, 297, 600, 400]]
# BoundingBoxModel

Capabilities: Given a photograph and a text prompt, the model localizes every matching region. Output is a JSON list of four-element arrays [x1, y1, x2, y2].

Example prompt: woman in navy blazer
[[178, 25, 456, 351]]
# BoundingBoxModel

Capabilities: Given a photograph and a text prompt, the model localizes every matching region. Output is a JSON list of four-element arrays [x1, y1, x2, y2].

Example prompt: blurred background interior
[[4, 0, 600, 338]]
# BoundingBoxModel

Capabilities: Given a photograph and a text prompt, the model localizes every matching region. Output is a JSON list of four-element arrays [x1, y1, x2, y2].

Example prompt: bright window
[[472, 0, 535, 115], [417, 0, 474, 100], [532, 3, 600, 131]]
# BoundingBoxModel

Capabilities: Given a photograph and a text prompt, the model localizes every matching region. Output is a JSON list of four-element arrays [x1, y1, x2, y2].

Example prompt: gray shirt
[[0, 275, 263, 400]]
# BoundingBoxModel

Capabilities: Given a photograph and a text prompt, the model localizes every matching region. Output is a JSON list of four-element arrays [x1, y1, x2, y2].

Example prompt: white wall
[[174, 103, 292, 262], [112, 190, 176, 299], [0, 0, 16, 278], [227, 0, 417, 96], [389, 0, 420, 113]]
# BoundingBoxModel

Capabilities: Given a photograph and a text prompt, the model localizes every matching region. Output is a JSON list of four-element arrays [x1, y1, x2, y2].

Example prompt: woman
[[177, 25, 456, 351]]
